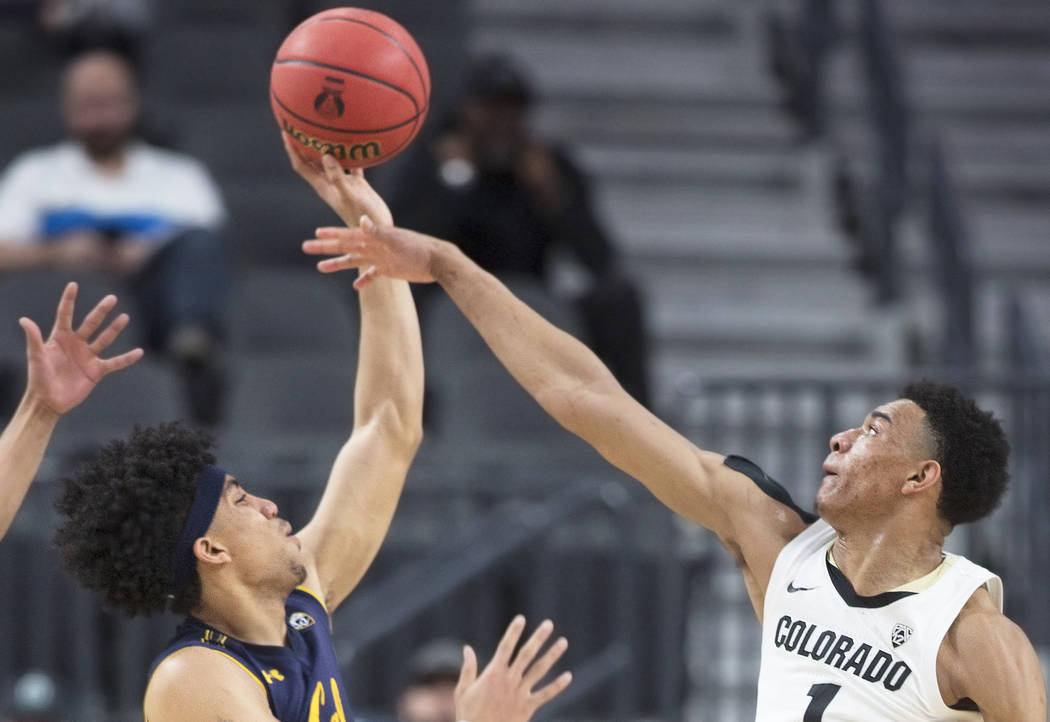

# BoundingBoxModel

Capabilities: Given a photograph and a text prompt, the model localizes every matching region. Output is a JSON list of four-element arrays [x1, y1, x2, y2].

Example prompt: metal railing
[[673, 371, 1050, 643], [0, 462, 693, 721]]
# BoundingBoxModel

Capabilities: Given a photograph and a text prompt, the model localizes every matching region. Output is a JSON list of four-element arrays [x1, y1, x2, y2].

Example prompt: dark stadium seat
[[422, 278, 587, 446], [51, 357, 184, 460], [171, 102, 289, 181], [226, 267, 358, 355], [144, 26, 281, 103], [221, 178, 339, 265], [0, 271, 142, 359], [220, 353, 355, 477], [226, 354, 354, 433]]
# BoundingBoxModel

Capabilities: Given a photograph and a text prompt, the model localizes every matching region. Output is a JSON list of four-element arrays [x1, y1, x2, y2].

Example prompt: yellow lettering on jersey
[[307, 678, 347, 722], [199, 629, 228, 647], [262, 668, 285, 684]]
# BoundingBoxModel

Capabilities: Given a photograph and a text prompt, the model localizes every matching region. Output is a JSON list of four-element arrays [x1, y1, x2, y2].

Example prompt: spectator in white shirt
[[0, 48, 229, 423]]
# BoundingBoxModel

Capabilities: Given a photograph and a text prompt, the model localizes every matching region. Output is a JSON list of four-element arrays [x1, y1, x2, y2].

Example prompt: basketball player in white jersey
[[300, 217, 1047, 720]]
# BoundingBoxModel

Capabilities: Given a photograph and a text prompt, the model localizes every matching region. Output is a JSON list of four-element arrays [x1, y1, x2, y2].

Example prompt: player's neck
[[830, 520, 945, 597], [193, 582, 291, 647]]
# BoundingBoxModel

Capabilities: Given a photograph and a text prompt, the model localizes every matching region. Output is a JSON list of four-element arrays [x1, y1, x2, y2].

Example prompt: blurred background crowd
[[0, 0, 1047, 719]]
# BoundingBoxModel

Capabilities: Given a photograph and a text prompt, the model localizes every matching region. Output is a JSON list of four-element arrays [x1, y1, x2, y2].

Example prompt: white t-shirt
[[755, 519, 1001, 721], [0, 141, 224, 245]]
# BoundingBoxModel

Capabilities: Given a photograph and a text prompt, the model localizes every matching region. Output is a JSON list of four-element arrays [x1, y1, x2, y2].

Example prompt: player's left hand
[[20, 282, 144, 416], [302, 217, 440, 290], [453, 616, 572, 722], [281, 132, 394, 228]]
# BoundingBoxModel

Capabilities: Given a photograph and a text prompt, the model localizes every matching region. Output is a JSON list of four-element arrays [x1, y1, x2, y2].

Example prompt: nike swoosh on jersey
[[787, 581, 817, 593]]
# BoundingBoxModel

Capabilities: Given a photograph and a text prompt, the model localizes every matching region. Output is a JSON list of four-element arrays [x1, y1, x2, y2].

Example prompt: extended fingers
[[316, 255, 362, 274], [88, 312, 130, 354], [351, 265, 379, 289], [302, 238, 362, 256], [523, 635, 569, 689], [282, 132, 319, 175], [99, 346, 144, 376], [455, 644, 478, 699], [19, 317, 45, 355], [281, 132, 307, 173], [493, 615, 527, 668], [511, 619, 554, 677], [52, 281, 78, 333], [76, 293, 118, 340], [321, 153, 344, 183], [529, 670, 573, 710]]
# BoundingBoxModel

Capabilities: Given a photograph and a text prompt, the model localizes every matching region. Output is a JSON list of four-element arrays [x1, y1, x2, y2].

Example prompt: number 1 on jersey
[[804, 683, 841, 721]]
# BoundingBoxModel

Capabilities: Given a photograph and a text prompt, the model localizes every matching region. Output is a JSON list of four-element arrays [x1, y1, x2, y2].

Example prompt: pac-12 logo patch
[[891, 623, 913, 648], [289, 611, 316, 630]]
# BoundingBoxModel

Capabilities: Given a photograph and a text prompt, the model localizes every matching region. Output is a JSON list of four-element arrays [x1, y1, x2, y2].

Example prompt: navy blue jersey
[[147, 587, 353, 722]]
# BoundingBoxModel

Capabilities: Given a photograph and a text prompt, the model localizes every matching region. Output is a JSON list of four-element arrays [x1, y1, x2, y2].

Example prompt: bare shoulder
[[938, 586, 1047, 721], [706, 456, 813, 618], [144, 647, 276, 722]]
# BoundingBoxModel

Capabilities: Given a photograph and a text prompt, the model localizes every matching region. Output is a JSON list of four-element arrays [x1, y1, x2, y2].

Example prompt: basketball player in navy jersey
[[53, 145, 571, 722], [303, 216, 1047, 720], [0, 281, 142, 540]]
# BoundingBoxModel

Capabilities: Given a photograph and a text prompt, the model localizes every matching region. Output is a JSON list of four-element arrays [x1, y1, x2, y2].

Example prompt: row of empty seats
[[0, 268, 599, 481]]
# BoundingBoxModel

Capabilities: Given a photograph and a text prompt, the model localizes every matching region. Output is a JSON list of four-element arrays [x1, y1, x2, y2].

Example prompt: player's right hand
[[453, 616, 572, 722], [20, 282, 143, 416], [281, 132, 394, 228]]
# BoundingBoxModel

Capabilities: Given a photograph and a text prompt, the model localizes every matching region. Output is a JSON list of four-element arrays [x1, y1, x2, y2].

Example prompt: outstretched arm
[[0, 282, 143, 538], [285, 142, 424, 612], [303, 225, 808, 613]]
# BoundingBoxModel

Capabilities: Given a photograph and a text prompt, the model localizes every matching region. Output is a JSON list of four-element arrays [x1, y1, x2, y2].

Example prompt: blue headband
[[170, 465, 227, 598]]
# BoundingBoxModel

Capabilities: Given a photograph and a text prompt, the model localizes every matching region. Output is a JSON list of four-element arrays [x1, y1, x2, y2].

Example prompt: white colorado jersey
[[755, 519, 1002, 721]]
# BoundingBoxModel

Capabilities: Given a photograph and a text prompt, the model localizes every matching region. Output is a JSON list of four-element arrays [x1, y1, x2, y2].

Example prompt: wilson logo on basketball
[[282, 119, 381, 162]]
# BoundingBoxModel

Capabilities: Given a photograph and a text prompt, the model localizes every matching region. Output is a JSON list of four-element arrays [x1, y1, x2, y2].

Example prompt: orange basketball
[[270, 8, 430, 169]]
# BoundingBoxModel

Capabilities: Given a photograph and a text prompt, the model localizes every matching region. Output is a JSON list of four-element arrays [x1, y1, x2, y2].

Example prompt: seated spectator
[[391, 54, 651, 407], [39, 0, 154, 60], [0, 48, 228, 423], [396, 639, 462, 722]]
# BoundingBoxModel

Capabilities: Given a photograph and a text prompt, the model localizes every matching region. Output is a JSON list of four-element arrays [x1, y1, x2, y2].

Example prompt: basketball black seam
[[296, 15, 429, 98], [272, 91, 423, 134], [381, 99, 430, 160], [273, 58, 420, 114]]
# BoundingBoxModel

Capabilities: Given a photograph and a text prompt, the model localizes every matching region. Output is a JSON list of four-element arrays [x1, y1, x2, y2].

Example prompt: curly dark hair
[[54, 422, 216, 617], [901, 381, 1010, 528]]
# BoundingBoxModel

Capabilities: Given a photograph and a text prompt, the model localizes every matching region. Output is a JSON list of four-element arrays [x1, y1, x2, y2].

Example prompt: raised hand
[[20, 282, 144, 416], [454, 616, 572, 722], [302, 218, 441, 290], [281, 133, 394, 227]]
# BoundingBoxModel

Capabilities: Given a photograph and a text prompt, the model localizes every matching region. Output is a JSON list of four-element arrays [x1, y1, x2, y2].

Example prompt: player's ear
[[902, 460, 941, 495], [194, 535, 231, 566]]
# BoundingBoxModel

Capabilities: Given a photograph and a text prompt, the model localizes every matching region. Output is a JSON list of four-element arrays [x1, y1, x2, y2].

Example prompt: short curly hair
[[54, 422, 216, 616], [901, 381, 1010, 528]]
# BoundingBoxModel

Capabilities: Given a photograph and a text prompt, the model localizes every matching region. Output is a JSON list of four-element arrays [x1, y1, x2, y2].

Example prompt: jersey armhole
[[724, 455, 819, 525]]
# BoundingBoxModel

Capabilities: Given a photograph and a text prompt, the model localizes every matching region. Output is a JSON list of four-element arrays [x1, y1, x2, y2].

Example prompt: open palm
[[21, 282, 143, 415]]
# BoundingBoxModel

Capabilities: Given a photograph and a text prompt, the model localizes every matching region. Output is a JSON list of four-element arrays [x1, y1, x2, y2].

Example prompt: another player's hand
[[20, 282, 144, 416], [302, 217, 441, 290], [281, 133, 394, 227], [453, 616, 572, 722]]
